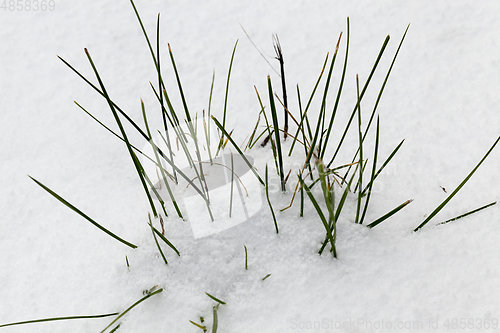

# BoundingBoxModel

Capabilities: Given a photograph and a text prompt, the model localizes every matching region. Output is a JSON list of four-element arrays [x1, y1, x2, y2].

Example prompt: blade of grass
[[361, 138, 404, 196], [359, 116, 379, 225], [327, 34, 391, 167], [29, 176, 137, 249], [318, 161, 360, 255], [265, 164, 279, 233], [317, 32, 342, 158], [354, 75, 363, 225], [254, 86, 279, 172], [262, 274, 272, 281], [148, 213, 168, 265], [299, 173, 336, 257], [244, 245, 248, 270], [414, 136, 500, 232], [0, 313, 119, 328], [321, 18, 349, 158], [74, 101, 173, 179], [218, 40, 238, 155], [189, 320, 207, 331], [289, 54, 329, 155], [317, 160, 337, 257], [367, 199, 413, 228], [168, 43, 191, 122], [337, 24, 410, 180], [109, 324, 120, 333], [211, 116, 264, 185], [142, 99, 183, 219], [437, 201, 497, 226], [212, 304, 219, 333], [205, 293, 226, 305], [205, 70, 215, 164], [100, 288, 163, 333], [151, 225, 180, 256], [273, 35, 288, 138], [84, 48, 159, 218], [268, 76, 286, 192]]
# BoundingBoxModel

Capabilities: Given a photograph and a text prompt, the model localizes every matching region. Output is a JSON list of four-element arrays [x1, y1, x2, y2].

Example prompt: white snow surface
[[1, 1, 499, 332]]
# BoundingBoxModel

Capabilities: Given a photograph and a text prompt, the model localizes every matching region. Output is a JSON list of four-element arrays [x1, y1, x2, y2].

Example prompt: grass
[[17, 1, 500, 330], [414, 135, 500, 232]]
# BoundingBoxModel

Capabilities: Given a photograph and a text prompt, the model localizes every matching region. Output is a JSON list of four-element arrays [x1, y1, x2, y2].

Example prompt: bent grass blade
[[100, 288, 163, 333], [414, 136, 500, 232], [29, 176, 137, 249]]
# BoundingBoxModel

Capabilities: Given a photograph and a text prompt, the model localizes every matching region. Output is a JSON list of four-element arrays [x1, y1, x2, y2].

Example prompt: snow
[[1, 1, 499, 332]]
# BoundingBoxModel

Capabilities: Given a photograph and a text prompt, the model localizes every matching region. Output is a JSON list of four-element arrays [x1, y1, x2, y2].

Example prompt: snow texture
[[1, 1, 499, 332]]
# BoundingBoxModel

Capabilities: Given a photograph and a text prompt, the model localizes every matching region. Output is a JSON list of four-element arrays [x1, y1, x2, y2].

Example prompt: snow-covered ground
[[1, 1, 499, 332]]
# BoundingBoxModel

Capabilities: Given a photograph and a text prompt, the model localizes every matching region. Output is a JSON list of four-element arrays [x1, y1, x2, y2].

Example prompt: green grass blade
[[148, 214, 168, 265], [151, 226, 180, 256], [100, 288, 163, 333], [317, 32, 342, 158], [58, 55, 154, 146], [0, 313, 119, 328], [129, 0, 156, 67], [437, 201, 497, 226], [414, 136, 500, 232], [156, 131, 206, 199], [268, 76, 286, 192], [205, 292, 226, 305], [218, 40, 238, 154], [244, 245, 248, 270], [361, 138, 404, 196], [327, 34, 391, 167], [205, 70, 216, 164], [265, 165, 279, 233], [339, 24, 410, 180], [29, 176, 137, 249], [359, 116, 379, 225], [362, 24, 410, 147], [254, 86, 279, 171], [84, 48, 158, 218], [109, 324, 121, 333], [367, 199, 413, 228], [212, 304, 219, 333], [262, 273, 272, 281], [189, 320, 207, 331], [142, 100, 183, 219], [321, 18, 349, 158], [168, 43, 192, 122], [299, 174, 336, 257], [316, 160, 335, 225], [74, 101, 172, 177], [289, 54, 329, 155], [354, 75, 363, 225], [211, 116, 264, 185]]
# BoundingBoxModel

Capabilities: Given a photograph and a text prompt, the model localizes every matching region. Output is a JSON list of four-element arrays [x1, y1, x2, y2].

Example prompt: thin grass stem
[[100, 288, 163, 333], [437, 201, 497, 226], [367, 199, 413, 228], [265, 165, 279, 233], [0, 313, 119, 328], [414, 136, 500, 232]]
